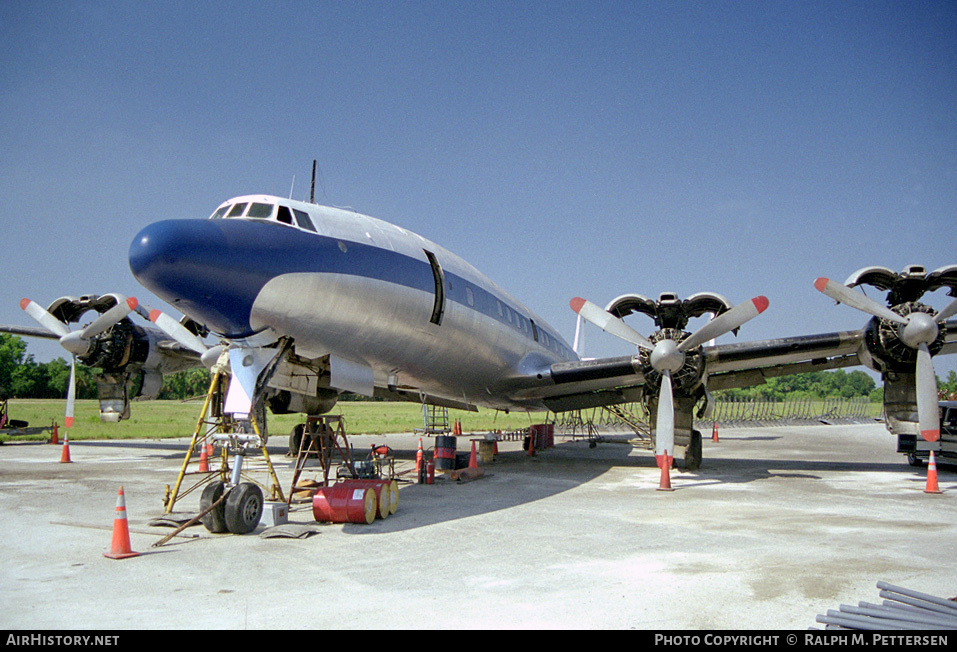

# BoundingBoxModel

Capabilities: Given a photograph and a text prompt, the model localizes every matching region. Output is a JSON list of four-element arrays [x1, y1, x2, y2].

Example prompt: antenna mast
[[310, 160, 317, 204]]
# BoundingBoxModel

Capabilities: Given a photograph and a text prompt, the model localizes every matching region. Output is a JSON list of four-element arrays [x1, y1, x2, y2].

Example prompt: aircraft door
[[424, 250, 445, 326]]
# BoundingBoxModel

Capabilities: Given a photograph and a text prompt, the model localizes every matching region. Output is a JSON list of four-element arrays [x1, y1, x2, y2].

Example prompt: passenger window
[[209, 206, 229, 219], [466, 287, 475, 307], [276, 206, 294, 225], [247, 203, 274, 218], [227, 203, 247, 217], [293, 209, 317, 232]]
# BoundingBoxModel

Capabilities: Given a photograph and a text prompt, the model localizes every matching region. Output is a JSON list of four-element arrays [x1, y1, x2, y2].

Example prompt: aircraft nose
[[129, 219, 225, 279], [129, 219, 261, 337]]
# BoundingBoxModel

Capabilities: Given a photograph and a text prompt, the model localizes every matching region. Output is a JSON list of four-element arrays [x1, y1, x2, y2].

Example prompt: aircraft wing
[[155, 338, 204, 365], [525, 320, 957, 413], [0, 324, 61, 340], [516, 328, 868, 413]]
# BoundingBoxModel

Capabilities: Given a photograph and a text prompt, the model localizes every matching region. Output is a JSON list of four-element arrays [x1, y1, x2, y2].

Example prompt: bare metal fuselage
[[130, 195, 577, 413]]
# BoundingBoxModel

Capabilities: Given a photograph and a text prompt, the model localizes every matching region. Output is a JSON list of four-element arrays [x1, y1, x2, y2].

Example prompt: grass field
[[0, 398, 545, 443], [1, 397, 885, 444]]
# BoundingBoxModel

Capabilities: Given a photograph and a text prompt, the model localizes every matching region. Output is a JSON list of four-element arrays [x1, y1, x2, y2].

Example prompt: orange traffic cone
[[925, 450, 943, 494], [416, 437, 424, 475], [60, 433, 71, 463], [469, 440, 478, 469], [50, 421, 59, 445], [712, 422, 719, 443], [198, 445, 209, 472], [656, 451, 674, 492], [104, 487, 140, 559]]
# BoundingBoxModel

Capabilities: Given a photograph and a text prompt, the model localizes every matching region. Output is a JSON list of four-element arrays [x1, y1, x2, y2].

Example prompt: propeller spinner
[[19, 295, 138, 428], [814, 277, 957, 442], [571, 294, 769, 465]]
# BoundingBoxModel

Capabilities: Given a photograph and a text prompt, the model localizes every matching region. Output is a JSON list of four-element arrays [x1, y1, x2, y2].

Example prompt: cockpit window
[[226, 203, 247, 217], [276, 206, 294, 225], [293, 209, 317, 232], [211, 200, 319, 233], [246, 203, 274, 218]]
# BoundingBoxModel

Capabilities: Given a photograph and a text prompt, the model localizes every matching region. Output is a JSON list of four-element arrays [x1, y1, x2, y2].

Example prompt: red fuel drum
[[338, 479, 398, 518], [312, 485, 377, 524], [530, 424, 555, 449], [434, 435, 456, 470]]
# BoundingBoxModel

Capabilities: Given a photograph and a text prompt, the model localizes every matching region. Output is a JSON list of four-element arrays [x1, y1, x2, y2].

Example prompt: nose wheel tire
[[199, 481, 228, 533], [680, 429, 702, 471], [224, 482, 264, 534]]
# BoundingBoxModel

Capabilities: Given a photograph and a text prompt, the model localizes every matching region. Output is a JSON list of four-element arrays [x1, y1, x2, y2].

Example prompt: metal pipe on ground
[[838, 604, 957, 629], [877, 581, 957, 613]]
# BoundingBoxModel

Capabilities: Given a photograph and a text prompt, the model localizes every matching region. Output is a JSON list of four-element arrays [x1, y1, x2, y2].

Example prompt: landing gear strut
[[164, 370, 283, 535]]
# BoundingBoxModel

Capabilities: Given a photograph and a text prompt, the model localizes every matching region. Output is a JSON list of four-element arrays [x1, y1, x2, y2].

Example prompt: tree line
[[3, 333, 957, 403], [0, 334, 210, 401]]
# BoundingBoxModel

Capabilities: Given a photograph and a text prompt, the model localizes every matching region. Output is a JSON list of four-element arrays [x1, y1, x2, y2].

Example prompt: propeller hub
[[59, 331, 92, 356], [650, 339, 686, 373], [899, 311, 938, 349]]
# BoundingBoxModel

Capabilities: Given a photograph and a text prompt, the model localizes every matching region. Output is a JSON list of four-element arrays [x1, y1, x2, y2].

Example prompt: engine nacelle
[[863, 302, 946, 374], [45, 294, 202, 421]]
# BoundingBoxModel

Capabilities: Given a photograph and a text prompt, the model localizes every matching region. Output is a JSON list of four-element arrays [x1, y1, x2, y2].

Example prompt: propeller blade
[[149, 309, 208, 354], [79, 296, 137, 339], [20, 298, 69, 338], [916, 344, 940, 442], [935, 296, 957, 323], [678, 296, 769, 352], [655, 369, 675, 462], [813, 278, 907, 325], [65, 356, 76, 428], [570, 297, 654, 350]]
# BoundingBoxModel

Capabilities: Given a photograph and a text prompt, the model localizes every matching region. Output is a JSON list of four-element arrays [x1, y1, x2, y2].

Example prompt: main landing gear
[[198, 434, 270, 535]]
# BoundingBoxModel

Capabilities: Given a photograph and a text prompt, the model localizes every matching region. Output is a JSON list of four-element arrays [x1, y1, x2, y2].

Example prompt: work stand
[[415, 402, 450, 435], [163, 371, 285, 514], [287, 415, 357, 506]]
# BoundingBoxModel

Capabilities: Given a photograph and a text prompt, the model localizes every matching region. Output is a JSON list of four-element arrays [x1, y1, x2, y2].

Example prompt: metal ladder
[[417, 402, 450, 435], [602, 403, 653, 447]]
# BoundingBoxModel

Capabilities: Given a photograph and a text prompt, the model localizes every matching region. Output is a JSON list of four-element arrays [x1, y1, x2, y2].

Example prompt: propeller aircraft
[[124, 194, 957, 474], [5, 193, 956, 481]]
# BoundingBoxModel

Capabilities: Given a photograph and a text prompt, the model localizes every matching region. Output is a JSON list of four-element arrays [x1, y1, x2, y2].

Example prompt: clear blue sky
[[1, 0, 955, 378]]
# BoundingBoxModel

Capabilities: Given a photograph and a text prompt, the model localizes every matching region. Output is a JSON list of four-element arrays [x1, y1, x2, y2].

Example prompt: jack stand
[[287, 415, 356, 506], [164, 371, 285, 514]]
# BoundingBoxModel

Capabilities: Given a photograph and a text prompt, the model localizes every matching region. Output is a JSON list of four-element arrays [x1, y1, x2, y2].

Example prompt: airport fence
[[551, 396, 882, 436], [707, 395, 882, 427]]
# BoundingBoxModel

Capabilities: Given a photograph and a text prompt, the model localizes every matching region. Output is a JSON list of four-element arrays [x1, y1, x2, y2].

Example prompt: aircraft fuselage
[[130, 195, 577, 412]]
